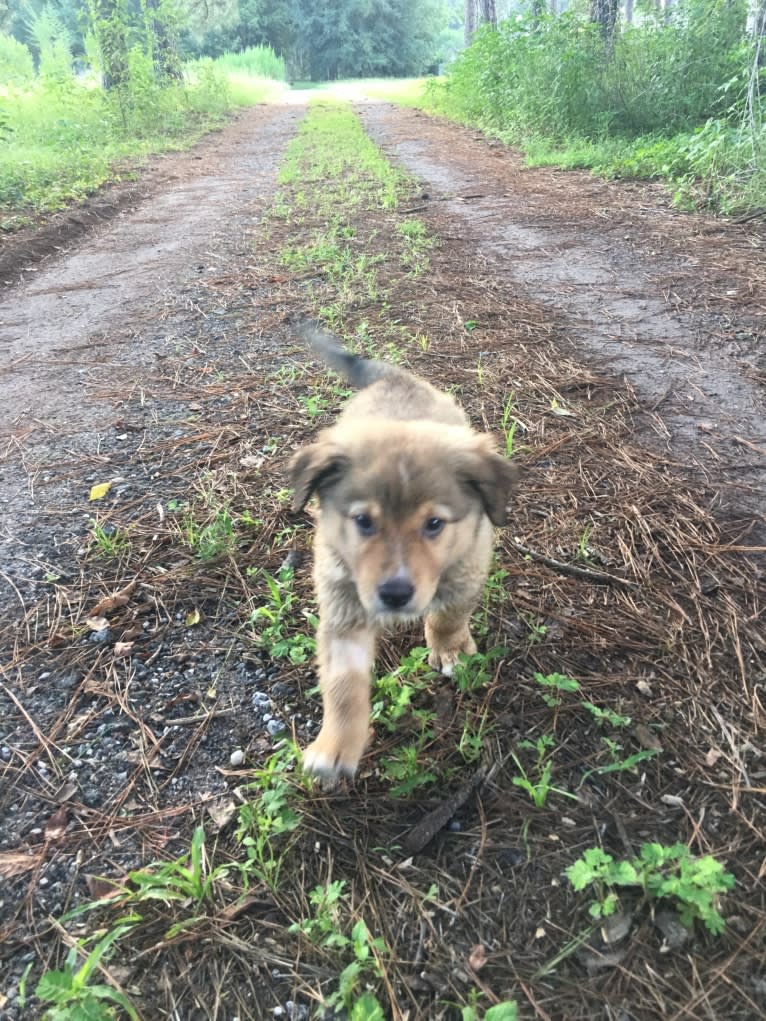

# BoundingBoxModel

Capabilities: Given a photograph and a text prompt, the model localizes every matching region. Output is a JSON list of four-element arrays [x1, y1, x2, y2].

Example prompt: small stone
[[88, 628, 112, 645], [447, 819, 462, 832], [271, 681, 296, 699], [267, 719, 286, 737], [230, 749, 245, 767]]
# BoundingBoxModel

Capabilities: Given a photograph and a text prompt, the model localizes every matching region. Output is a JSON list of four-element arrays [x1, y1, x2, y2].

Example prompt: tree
[[465, 0, 497, 44], [144, 0, 183, 81], [590, 0, 620, 44], [90, 0, 130, 89]]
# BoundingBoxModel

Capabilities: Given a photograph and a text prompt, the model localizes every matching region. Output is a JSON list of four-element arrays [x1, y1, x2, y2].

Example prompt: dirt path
[[1, 98, 764, 1020]]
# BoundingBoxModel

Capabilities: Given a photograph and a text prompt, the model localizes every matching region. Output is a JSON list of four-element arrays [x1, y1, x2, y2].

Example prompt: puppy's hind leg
[[425, 604, 478, 677], [302, 625, 377, 781]]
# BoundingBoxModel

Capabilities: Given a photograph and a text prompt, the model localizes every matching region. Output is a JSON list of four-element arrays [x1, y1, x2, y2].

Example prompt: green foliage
[[566, 842, 735, 934], [35, 924, 139, 1021], [0, 31, 34, 83], [237, 752, 302, 890], [215, 44, 286, 80], [426, 1, 762, 211], [430, 4, 747, 142], [249, 566, 318, 664]]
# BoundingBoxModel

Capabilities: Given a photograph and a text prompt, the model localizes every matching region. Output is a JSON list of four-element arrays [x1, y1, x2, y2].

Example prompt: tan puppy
[[289, 325, 518, 780]]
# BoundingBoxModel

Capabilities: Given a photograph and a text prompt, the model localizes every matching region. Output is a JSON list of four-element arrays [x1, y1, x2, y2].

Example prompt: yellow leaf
[[186, 608, 201, 626], [206, 685, 217, 700], [89, 481, 112, 501]]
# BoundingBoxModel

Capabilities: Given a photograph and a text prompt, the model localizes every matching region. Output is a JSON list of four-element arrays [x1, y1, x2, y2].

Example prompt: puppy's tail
[[297, 321, 395, 390]]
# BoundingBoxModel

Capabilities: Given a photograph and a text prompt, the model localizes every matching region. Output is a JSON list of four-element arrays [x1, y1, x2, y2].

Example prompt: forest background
[[1, 0, 765, 225]]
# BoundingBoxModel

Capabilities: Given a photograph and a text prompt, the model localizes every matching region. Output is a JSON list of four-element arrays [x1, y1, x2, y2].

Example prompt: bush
[[0, 32, 35, 84], [215, 45, 286, 81]]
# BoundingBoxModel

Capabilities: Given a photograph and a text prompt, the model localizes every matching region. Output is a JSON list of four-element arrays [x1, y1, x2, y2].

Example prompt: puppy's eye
[[423, 517, 445, 538], [353, 513, 376, 537]]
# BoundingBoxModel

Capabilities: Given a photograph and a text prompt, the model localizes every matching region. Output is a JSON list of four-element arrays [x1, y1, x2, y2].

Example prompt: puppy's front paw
[[428, 634, 477, 677], [302, 726, 369, 781]]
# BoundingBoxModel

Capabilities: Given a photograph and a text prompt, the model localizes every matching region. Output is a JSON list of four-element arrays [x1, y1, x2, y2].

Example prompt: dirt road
[[1, 99, 764, 1019]]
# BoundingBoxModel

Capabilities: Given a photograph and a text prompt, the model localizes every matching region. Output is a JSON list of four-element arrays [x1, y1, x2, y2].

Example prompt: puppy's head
[[289, 422, 518, 622]]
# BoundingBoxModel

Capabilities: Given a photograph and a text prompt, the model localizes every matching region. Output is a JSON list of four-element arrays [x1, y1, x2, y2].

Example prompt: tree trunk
[[145, 0, 183, 82], [479, 0, 497, 26], [91, 0, 130, 91], [465, 0, 476, 46], [590, 0, 619, 45]]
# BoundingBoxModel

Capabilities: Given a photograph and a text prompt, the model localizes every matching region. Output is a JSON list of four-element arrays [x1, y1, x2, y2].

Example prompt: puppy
[[289, 325, 518, 780]]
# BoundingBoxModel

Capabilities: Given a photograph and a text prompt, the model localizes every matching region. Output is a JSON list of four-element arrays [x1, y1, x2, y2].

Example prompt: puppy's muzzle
[[377, 577, 415, 611]]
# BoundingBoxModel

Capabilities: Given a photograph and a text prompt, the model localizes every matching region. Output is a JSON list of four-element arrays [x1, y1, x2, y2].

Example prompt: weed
[[88, 519, 130, 559], [459, 992, 519, 1021], [325, 919, 388, 1016], [453, 646, 506, 692], [289, 875, 388, 1016], [183, 507, 236, 560], [566, 842, 735, 934], [535, 671, 581, 707], [380, 741, 439, 797], [582, 701, 631, 728], [511, 733, 576, 807], [524, 616, 548, 646], [371, 646, 434, 731], [249, 567, 317, 664], [290, 880, 351, 948], [237, 752, 302, 891], [458, 710, 491, 763], [35, 923, 139, 1020]]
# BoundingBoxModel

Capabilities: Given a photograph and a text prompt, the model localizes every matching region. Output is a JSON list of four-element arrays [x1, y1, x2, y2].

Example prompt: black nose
[[378, 578, 415, 609]]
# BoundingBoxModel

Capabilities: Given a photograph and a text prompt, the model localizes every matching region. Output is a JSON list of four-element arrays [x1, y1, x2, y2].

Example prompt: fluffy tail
[[296, 321, 394, 389]]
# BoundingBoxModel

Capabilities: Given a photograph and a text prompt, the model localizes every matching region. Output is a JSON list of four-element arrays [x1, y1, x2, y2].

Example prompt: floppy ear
[[288, 439, 349, 512], [459, 439, 520, 526]]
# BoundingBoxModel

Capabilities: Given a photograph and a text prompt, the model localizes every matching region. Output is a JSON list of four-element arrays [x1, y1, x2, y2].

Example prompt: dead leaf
[[91, 581, 137, 617], [86, 616, 109, 632], [468, 944, 488, 972], [207, 799, 238, 832], [44, 806, 69, 842], [636, 679, 653, 697], [113, 641, 134, 659], [0, 849, 44, 878], [54, 781, 79, 804], [240, 454, 265, 469], [705, 747, 723, 767], [85, 874, 128, 901], [206, 685, 217, 700], [89, 481, 113, 501], [186, 608, 201, 627], [635, 723, 663, 752], [660, 794, 684, 808]]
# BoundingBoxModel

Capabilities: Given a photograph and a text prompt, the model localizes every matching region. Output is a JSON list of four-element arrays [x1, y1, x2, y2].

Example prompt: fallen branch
[[403, 767, 487, 854], [512, 541, 637, 588]]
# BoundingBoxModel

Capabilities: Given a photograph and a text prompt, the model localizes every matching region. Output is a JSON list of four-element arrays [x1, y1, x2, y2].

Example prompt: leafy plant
[[249, 567, 317, 664], [566, 842, 735, 934], [510, 733, 575, 807], [237, 752, 302, 890], [534, 671, 581, 707], [36, 924, 138, 1021]]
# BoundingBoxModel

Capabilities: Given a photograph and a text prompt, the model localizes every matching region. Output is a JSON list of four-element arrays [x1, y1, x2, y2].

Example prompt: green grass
[[0, 56, 283, 227]]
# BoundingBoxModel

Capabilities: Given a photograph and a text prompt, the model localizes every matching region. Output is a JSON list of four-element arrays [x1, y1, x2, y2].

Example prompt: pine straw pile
[[1, 126, 764, 1020]]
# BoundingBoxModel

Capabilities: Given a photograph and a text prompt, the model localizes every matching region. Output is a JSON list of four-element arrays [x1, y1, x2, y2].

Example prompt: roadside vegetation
[[425, 0, 766, 213], [6, 95, 759, 1019], [0, 10, 284, 230]]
